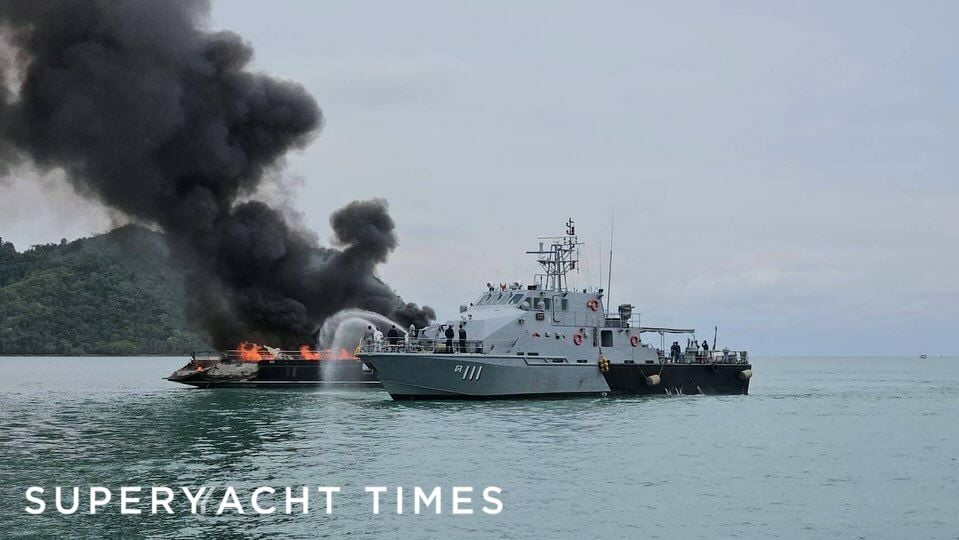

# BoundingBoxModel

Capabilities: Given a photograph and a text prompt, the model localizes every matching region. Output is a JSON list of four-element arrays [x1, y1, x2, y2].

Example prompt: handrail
[[657, 348, 749, 365], [191, 348, 358, 362], [358, 338, 749, 364], [359, 337, 519, 355], [193, 340, 749, 365]]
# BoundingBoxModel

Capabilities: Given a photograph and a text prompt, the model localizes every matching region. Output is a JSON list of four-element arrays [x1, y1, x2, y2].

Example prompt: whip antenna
[[606, 209, 614, 312]]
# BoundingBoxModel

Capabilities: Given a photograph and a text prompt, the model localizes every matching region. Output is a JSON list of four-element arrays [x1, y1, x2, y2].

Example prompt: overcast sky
[[1, 1, 956, 355]]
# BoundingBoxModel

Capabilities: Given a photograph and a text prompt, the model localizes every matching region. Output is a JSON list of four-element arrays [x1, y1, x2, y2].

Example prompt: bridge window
[[561, 299, 569, 311], [601, 330, 613, 347], [510, 294, 524, 304]]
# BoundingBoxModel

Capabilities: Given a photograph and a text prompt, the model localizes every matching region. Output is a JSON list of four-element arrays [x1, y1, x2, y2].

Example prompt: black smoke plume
[[0, 0, 434, 347]]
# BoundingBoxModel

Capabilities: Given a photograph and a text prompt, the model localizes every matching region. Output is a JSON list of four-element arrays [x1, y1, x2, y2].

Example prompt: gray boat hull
[[361, 353, 750, 399], [363, 353, 609, 398]]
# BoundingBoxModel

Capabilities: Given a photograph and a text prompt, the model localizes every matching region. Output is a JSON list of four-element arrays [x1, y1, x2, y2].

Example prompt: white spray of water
[[318, 308, 408, 353], [316, 309, 409, 383]]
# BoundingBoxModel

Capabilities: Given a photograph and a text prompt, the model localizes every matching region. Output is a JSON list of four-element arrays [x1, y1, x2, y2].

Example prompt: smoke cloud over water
[[0, 0, 434, 347]]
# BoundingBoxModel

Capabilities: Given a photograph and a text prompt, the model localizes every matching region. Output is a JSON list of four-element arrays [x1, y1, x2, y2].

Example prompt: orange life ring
[[573, 333, 584, 346], [587, 299, 599, 311], [630, 335, 639, 347]]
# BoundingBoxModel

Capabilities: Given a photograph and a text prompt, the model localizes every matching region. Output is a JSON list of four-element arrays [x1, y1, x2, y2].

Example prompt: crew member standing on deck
[[445, 325, 455, 353], [670, 341, 681, 362], [373, 327, 384, 352], [387, 325, 399, 351], [458, 324, 467, 353], [363, 325, 375, 349]]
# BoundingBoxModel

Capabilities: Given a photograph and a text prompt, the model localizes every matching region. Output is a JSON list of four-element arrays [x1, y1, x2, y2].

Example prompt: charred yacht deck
[[165, 346, 379, 389]]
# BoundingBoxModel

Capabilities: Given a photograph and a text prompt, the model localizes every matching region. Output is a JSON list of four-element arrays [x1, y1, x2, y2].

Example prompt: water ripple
[[1, 356, 958, 538]]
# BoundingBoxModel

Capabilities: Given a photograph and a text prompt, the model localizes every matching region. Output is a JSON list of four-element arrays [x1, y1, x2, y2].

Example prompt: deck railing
[[358, 337, 749, 364], [191, 342, 748, 365], [190, 348, 358, 363], [360, 337, 518, 355], [657, 348, 749, 365]]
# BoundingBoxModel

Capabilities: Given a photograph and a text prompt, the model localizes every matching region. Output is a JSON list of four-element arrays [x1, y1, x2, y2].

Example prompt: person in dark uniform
[[670, 341, 682, 362], [444, 325, 455, 353], [387, 325, 399, 351], [458, 324, 467, 353]]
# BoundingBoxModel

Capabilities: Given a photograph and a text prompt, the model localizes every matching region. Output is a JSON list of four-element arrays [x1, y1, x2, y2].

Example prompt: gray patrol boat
[[359, 220, 752, 400]]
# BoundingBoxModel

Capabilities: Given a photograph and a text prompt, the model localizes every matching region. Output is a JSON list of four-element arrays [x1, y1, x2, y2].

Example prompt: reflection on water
[[1, 356, 958, 538]]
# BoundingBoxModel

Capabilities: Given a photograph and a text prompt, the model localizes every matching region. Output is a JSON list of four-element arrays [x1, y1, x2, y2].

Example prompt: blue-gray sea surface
[[0, 356, 957, 539]]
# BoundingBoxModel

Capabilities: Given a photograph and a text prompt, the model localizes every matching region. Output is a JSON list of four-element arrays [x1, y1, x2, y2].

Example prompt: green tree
[[0, 226, 209, 355]]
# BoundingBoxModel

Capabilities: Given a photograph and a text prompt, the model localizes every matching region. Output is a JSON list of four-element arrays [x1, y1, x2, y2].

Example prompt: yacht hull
[[166, 358, 380, 389]]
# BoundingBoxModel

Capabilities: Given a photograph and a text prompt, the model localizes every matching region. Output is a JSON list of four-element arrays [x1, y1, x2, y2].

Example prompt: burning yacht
[[165, 343, 378, 388]]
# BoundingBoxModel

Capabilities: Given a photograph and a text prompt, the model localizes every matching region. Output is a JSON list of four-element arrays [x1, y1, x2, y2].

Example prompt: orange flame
[[237, 342, 271, 362], [300, 346, 321, 360], [231, 343, 355, 361]]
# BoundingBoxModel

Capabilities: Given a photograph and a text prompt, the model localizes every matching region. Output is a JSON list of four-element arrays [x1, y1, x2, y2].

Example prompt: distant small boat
[[919, 354, 928, 359]]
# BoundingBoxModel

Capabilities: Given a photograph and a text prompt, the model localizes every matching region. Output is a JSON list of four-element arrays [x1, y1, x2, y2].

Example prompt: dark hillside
[[0, 226, 207, 355]]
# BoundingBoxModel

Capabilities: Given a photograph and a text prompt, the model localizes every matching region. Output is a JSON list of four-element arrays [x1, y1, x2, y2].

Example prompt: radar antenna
[[527, 219, 583, 291]]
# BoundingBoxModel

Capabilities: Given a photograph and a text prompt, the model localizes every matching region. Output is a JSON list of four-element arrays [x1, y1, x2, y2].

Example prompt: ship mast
[[527, 218, 582, 291]]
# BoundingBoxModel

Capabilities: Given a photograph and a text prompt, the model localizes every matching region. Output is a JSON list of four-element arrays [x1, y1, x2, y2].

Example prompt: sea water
[[0, 356, 957, 538]]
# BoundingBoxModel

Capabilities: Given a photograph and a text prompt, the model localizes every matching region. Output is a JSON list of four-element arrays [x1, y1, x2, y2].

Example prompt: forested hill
[[0, 225, 208, 355]]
